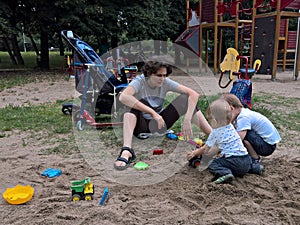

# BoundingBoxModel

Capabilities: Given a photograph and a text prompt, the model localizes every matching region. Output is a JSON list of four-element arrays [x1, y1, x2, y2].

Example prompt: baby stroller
[[61, 30, 128, 130], [219, 48, 261, 109]]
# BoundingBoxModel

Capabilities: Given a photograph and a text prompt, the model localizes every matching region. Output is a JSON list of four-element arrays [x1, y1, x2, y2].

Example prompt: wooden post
[[206, 29, 209, 71], [186, 0, 189, 28], [250, 0, 257, 66], [186, 0, 190, 72], [294, 14, 300, 81], [234, 1, 239, 50], [213, 0, 219, 74], [282, 19, 289, 71], [199, 0, 203, 72], [272, 0, 281, 80]]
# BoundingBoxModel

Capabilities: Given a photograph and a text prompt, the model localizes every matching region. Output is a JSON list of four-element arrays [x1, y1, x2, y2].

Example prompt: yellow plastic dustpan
[[3, 184, 34, 205]]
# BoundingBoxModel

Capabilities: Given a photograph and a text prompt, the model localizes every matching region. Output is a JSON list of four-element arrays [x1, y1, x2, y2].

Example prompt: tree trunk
[[161, 40, 168, 54], [174, 45, 181, 65], [11, 34, 24, 65], [154, 40, 160, 55], [111, 35, 118, 59], [2, 37, 17, 65], [40, 29, 49, 69], [28, 33, 40, 56], [58, 31, 64, 56]]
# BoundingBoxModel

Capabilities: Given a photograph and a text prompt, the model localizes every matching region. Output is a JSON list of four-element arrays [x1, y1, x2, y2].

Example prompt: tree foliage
[[0, 0, 187, 68]]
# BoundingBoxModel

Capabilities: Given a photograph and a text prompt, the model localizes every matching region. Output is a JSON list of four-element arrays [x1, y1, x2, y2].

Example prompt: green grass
[[0, 93, 298, 154], [0, 71, 36, 92], [0, 51, 65, 70], [0, 100, 77, 155], [0, 71, 299, 154], [0, 71, 68, 92], [0, 102, 72, 133], [252, 94, 300, 131]]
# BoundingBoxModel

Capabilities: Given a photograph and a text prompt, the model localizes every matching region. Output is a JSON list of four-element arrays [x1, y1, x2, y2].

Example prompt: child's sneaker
[[249, 159, 264, 175], [250, 163, 264, 175], [213, 174, 234, 184]]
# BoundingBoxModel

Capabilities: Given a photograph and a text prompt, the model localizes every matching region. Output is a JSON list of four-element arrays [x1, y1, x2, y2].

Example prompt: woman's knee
[[170, 94, 190, 115], [177, 94, 188, 102], [124, 112, 137, 121]]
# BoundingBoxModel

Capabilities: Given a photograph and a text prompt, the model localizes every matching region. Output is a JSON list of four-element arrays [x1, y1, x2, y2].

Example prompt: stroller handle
[[84, 63, 104, 67]]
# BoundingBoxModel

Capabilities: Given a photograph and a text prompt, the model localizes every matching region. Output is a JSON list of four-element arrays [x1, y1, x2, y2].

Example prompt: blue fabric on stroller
[[61, 30, 128, 116], [230, 79, 252, 109]]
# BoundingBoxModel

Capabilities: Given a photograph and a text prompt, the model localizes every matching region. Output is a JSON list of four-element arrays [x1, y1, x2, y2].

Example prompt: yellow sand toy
[[3, 184, 34, 205]]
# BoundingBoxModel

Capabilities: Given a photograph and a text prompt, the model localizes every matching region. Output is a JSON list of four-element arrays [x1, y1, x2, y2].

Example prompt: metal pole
[[293, 10, 300, 81]]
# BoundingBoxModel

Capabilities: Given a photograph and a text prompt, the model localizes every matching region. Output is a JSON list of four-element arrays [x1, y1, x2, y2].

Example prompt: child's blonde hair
[[221, 93, 243, 108], [206, 99, 232, 127]]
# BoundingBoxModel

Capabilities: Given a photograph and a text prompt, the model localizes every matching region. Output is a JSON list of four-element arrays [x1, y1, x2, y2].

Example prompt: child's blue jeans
[[208, 155, 252, 177], [245, 130, 276, 156]]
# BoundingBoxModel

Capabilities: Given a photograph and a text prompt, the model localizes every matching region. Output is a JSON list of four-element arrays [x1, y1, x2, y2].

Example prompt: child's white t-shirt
[[236, 108, 281, 145], [206, 124, 248, 157]]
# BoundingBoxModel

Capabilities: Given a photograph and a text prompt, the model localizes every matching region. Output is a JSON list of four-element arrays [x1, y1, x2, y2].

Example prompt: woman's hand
[[153, 113, 165, 129], [182, 118, 193, 140]]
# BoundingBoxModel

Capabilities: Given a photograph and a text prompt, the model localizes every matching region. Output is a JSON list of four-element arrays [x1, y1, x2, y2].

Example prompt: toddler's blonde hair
[[206, 99, 232, 127]]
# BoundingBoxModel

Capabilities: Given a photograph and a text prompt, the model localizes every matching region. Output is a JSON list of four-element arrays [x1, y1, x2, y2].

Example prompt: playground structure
[[176, 0, 300, 80], [251, 0, 300, 79], [103, 54, 138, 82]]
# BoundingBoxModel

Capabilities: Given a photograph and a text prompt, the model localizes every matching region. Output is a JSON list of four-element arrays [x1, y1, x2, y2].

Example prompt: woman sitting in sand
[[114, 60, 212, 170], [186, 99, 252, 184]]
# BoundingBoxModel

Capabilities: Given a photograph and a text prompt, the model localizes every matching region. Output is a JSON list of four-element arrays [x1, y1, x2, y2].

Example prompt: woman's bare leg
[[192, 111, 212, 135], [114, 112, 136, 167]]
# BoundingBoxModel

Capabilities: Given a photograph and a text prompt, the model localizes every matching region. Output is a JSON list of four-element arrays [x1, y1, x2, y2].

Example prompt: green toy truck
[[71, 177, 94, 201]]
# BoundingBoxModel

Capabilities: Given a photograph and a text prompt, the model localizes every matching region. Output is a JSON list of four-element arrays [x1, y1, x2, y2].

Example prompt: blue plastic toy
[[99, 187, 109, 206], [166, 133, 178, 140], [41, 168, 62, 178]]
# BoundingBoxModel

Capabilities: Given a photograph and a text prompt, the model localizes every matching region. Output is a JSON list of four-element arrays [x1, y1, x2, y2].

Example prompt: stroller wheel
[[62, 103, 79, 115], [62, 105, 72, 115], [77, 119, 86, 131]]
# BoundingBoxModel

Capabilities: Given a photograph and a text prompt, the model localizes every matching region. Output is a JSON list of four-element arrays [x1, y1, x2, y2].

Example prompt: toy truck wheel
[[192, 158, 201, 168], [84, 194, 93, 201], [189, 156, 202, 168], [72, 194, 81, 201]]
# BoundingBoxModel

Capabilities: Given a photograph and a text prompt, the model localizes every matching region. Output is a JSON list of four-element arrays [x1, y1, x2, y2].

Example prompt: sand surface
[[0, 69, 299, 225]]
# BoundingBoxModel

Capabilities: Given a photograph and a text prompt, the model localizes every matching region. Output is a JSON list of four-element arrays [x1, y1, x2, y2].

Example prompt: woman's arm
[[176, 84, 200, 139], [119, 86, 165, 129]]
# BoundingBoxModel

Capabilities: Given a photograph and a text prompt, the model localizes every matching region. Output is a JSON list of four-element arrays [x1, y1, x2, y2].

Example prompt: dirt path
[[1, 69, 298, 109]]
